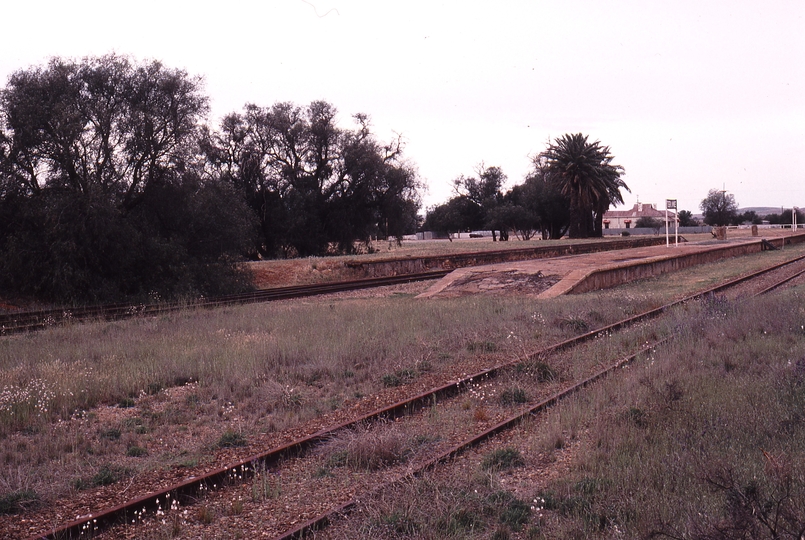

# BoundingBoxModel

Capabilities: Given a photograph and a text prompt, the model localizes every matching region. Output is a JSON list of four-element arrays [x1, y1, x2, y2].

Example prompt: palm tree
[[539, 133, 629, 238]]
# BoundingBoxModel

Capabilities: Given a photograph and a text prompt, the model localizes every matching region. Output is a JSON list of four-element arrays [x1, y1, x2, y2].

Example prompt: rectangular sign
[[666, 199, 677, 210]]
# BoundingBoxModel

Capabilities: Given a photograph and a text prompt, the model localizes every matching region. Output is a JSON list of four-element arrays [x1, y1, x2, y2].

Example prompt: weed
[[556, 315, 589, 333], [251, 464, 281, 500], [473, 406, 490, 422], [467, 341, 498, 353], [517, 360, 557, 382], [438, 508, 480, 534], [117, 397, 136, 408], [100, 428, 121, 440], [75, 464, 128, 489], [126, 445, 148, 457], [313, 467, 332, 478], [481, 448, 524, 471], [217, 430, 246, 448], [146, 382, 164, 395], [327, 426, 411, 471], [230, 498, 244, 515], [0, 490, 38, 514], [499, 387, 528, 406], [197, 505, 215, 524], [379, 511, 419, 534], [626, 407, 647, 428], [382, 368, 416, 387]]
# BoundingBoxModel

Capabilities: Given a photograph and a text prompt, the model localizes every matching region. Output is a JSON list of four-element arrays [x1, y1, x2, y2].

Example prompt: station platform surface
[[418, 229, 803, 299]]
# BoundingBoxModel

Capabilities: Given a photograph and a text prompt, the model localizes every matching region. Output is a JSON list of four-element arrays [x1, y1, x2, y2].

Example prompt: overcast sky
[[2, 1, 804, 214]]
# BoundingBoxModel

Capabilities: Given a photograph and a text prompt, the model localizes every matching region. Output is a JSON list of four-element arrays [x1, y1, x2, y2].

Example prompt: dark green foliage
[[537, 133, 628, 238], [506, 172, 571, 239], [126, 446, 148, 457], [467, 341, 497, 353], [499, 387, 528, 406], [635, 216, 662, 229], [700, 188, 739, 226], [201, 104, 421, 257], [517, 360, 557, 382], [0, 55, 257, 304], [217, 430, 247, 448], [100, 428, 121, 440], [381, 368, 417, 387], [82, 465, 127, 488], [0, 490, 38, 514], [423, 195, 484, 238], [118, 397, 136, 408], [677, 209, 697, 226]]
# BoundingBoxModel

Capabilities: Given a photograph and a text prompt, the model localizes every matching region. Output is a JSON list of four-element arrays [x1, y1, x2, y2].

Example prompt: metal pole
[[675, 210, 678, 247]]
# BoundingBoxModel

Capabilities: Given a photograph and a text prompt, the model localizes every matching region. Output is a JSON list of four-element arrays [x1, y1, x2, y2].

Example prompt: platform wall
[[567, 234, 805, 294]]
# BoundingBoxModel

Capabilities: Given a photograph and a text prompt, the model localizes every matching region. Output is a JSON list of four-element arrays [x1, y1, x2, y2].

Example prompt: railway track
[[0, 271, 450, 335], [26, 252, 805, 540]]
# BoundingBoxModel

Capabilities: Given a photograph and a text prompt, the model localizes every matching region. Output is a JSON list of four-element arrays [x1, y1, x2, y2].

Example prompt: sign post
[[666, 199, 678, 247]]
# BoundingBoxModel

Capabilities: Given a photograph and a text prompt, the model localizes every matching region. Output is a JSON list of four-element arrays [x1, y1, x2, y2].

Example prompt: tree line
[[424, 133, 629, 241], [699, 189, 803, 226], [0, 55, 421, 303], [0, 55, 638, 305]]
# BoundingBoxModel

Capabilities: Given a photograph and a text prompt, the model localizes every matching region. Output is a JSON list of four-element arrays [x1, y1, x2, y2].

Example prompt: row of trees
[[699, 189, 803, 226], [424, 134, 630, 241], [0, 55, 421, 303]]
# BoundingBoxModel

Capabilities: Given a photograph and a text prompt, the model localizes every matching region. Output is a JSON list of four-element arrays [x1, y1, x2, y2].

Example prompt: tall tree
[[0, 55, 255, 303], [1, 54, 207, 209], [677, 209, 697, 227], [514, 166, 572, 239], [538, 133, 628, 238], [201, 103, 421, 257], [700, 189, 739, 226], [453, 165, 507, 240]]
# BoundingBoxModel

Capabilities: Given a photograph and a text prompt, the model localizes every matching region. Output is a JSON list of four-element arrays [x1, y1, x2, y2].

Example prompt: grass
[[0, 242, 803, 523], [314, 285, 805, 539], [525, 289, 805, 537]]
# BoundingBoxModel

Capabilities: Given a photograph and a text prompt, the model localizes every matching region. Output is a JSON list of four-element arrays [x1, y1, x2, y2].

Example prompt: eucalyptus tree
[[0, 55, 255, 303], [452, 165, 508, 240], [202, 103, 421, 257], [538, 133, 628, 238], [699, 189, 739, 226]]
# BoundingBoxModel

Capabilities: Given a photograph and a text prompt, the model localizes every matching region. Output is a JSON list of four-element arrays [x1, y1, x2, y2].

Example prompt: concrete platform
[[417, 231, 805, 299]]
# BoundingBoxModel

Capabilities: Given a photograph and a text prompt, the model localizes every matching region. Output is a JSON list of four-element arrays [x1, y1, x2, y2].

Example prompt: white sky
[[2, 1, 804, 214]]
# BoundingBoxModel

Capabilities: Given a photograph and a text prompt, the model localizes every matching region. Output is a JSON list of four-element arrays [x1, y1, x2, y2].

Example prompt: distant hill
[[740, 207, 794, 217], [693, 207, 785, 220]]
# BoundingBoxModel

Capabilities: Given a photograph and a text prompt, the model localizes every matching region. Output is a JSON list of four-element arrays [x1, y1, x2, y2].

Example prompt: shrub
[[327, 428, 411, 471], [0, 490, 38, 514], [499, 388, 528, 406], [77, 465, 128, 488], [217, 431, 247, 448]]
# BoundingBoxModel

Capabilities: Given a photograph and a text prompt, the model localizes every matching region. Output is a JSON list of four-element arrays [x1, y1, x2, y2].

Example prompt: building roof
[[603, 203, 674, 220]]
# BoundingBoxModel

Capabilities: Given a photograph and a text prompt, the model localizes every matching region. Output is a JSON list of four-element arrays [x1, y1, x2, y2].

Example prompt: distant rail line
[[0, 271, 450, 335], [28, 252, 805, 540]]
